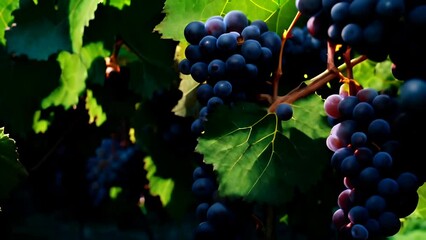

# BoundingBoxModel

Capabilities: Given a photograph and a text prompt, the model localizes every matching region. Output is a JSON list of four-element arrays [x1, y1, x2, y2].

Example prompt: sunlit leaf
[[352, 59, 403, 91], [0, 0, 19, 45], [41, 42, 109, 110], [144, 156, 174, 206], [102, 0, 131, 10], [85, 89, 106, 126], [67, 0, 103, 52]]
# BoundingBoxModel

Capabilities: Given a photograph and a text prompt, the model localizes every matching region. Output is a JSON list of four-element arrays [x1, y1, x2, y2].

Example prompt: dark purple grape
[[365, 195, 386, 215], [191, 62, 209, 83], [206, 202, 232, 226], [199, 35, 218, 57], [378, 178, 399, 197], [276, 103, 293, 121], [184, 21, 207, 45], [196, 83, 214, 105], [341, 23, 363, 46], [205, 17, 225, 37], [213, 80, 232, 98], [296, 0, 322, 16], [208, 59, 226, 79], [241, 39, 262, 61], [351, 224, 369, 240], [192, 177, 216, 199], [348, 206, 369, 224], [178, 59, 192, 75], [241, 25, 261, 40], [372, 151, 393, 170], [223, 10, 248, 33]]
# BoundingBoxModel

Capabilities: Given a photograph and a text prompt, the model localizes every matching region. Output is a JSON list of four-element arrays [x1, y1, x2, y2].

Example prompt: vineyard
[[1, 0, 426, 239]]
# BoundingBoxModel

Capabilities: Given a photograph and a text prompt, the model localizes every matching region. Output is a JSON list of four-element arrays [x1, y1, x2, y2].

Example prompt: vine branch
[[268, 55, 368, 112]]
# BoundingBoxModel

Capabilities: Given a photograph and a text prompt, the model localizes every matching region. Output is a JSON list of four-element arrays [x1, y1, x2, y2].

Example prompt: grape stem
[[268, 55, 368, 113], [272, 11, 302, 101]]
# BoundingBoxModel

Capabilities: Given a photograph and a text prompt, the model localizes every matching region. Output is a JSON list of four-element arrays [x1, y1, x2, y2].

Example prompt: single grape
[[378, 178, 399, 197], [241, 25, 261, 40], [213, 80, 233, 98], [348, 206, 369, 224], [223, 10, 248, 33], [184, 21, 207, 45], [351, 224, 369, 240], [276, 103, 293, 121], [324, 94, 344, 119], [178, 59, 192, 75], [205, 17, 225, 38], [399, 78, 426, 113], [365, 195, 386, 215], [196, 83, 214, 105], [206, 202, 231, 227], [241, 39, 262, 61], [341, 23, 363, 46]]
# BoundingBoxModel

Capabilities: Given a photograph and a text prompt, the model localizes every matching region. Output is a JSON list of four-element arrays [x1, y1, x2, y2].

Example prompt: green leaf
[[85, 89, 107, 127], [352, 59, 403, 91], [155, 0, 298, 42], [83, 1, 180, 99], [5, 0, 102, 60], [144, 156, 174, 206], [67, 0, 102, 52], [5, 0, 72, 60], [0, 0, 19, 45], [102, 0, 131, 10], [281, 94, 330, 139], [196, 102, 330, 205], [412, 183, 426, 219], [0, 127, 27, 200], [41, 42, 110, 110]]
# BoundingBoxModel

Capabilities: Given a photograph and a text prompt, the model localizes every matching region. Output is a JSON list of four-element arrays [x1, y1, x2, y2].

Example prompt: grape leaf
[[412, 183, 426, 219], [41, 42, 110, 110], [352, 59, 403, 91], [5, 0, 102, 60], [5, 0, 72, 60], [0, 127, 28, 200], [155, 0, 298, 42], [144, 156, 174, 206], [281, 94, 330, 139], [102, 0, 131, 10], [83, 1, 180, 99], [67, 0, 103, 52], [196, 101, 330, 205], [85, 89, 106, 127], [0, 0, 19, 45]]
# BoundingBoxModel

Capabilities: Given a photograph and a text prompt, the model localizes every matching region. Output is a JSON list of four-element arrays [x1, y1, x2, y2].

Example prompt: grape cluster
[[191, 159, 257, 239], [86, 138, 137, 206], [177, 10, 282, 136], [323, 78, 426, 239], [297, 0, 426, 78]]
